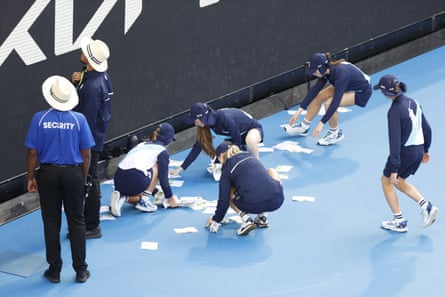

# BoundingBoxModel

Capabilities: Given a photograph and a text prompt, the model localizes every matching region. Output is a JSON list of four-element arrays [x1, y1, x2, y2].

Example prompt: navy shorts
[[383, 145, 424, 179], [114, 167, 152, 196], [354, 83, 372, 108], [232, 182, 284, 214]]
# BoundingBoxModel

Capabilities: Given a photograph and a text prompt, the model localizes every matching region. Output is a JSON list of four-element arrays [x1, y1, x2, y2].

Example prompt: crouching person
[[110, 123, 179, 217], [206, 142, 284, 235]]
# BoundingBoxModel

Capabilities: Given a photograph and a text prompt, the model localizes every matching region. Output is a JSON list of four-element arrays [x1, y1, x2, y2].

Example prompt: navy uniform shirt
[[301, 62, 370, 123], [181, 108, 262, 170], [387, 94, 432, 173], [75, 70, 113, 151], [212, 152, 282, 222]]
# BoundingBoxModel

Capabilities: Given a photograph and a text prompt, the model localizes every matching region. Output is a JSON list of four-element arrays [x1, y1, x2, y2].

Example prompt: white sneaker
[[237, 217, 257, 236], [283, 123, 309, 136], [135, 195, 157, 212], [317, 129, 344, 146], [421, 202, 439, 228], [381, 219, 408, 232], [110, 190, 126, 217]]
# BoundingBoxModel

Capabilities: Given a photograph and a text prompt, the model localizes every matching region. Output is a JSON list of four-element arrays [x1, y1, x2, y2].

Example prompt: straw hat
[[81, 37, 110, 72], [42, 75, 79, 111]]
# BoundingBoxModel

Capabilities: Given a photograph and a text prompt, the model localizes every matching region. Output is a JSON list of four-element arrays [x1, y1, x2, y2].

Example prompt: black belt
[[40, 163, 82, 167]]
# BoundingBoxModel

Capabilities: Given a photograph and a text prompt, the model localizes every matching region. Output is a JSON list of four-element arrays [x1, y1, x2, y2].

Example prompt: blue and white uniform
[[114, 141, 173, 197], [212, 152, 284, 223], [182, 108, 263, 170], [301, 62, 372, 123], [383, 94, 432, 178]]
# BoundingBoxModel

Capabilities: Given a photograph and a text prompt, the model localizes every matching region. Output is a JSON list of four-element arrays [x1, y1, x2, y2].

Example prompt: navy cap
[[188, 102, 210, 122], [215, 142, 230, 156], [157, 123, 176, 145], [373, 74, 401, 96], [305, 53, 328, 76]]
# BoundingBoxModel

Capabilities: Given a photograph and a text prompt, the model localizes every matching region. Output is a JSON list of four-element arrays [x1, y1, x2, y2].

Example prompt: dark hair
[[326, 52, 347, 66], [398, 82, 407, 93], [149, 127, 161, 142]]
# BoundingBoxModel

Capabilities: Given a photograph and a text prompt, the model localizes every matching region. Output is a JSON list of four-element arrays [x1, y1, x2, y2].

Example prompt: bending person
[[287, 52, 372, 145], [206, 142, 284, 236], [172, 102, 263, 179], [110, 123, 180, 217]]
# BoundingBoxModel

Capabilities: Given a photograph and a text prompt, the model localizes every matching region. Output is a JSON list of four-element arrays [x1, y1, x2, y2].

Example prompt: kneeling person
[[110, 123, 179, 216], [206, 142, 284, 235]]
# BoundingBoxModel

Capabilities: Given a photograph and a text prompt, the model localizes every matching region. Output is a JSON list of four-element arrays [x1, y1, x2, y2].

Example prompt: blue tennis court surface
[[1, 47, 444, 297]]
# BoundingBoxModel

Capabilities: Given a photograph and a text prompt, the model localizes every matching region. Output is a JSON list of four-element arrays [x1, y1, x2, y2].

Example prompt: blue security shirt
[[181, 108, 263, 170], [386, 94, 432, 173], [75, 70, 113, 151], [212, 152, 282, 222], [301, 62, 371, 123], [24, 109, 95, 165]]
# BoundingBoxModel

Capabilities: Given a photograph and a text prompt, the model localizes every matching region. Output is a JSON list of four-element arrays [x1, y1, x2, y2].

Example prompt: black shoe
[[75, 270, 90, 283], [44, 269, 60, 283], [85, 226, 102, 239]]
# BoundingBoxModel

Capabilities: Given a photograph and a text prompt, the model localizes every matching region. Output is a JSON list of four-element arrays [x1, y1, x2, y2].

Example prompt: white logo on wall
[[200, 0, 220, 7], [0, 0, 221, 67]]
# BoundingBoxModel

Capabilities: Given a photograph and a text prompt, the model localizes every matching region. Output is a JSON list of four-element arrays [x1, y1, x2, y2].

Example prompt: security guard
[[24, 75, 95, 283]]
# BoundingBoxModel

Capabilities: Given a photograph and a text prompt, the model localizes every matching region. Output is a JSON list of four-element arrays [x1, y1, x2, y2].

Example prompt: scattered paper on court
[[141, 241, 158, 250], [273, 141, 313, 154], [178, 196, 218, 211], [259, 146, 274, 152], [292, 196, 316, 202], [174, 227, 198, 234], [99, 205, 116, 220], [169, 179, 184, 187], [169, 159, 183, 167], [100, 213, 116, 221], [276, 165, 293, 173]]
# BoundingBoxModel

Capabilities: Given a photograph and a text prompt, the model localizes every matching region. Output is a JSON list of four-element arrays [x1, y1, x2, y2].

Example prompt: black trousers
[[37, 165, 87, 273], [84, 150, 101, 231]]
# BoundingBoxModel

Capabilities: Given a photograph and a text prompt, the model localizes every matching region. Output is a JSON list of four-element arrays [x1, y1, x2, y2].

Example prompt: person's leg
[[61, 167, 88, 276], [381, 175, 408, 232], [302, 86, 335, 123], [245, 128, 262, 159], [325, 91, 356, 129], [145, 165, 159, 193], [381, 175, 401, 214], [84, 151, 101, 232], [395, 177, 439, 227], [36, 166, 64, 276]]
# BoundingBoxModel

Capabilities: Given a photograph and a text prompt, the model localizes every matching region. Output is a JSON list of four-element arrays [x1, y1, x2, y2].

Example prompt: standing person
[[24, 76, 95, 283], [71, 37, 113, 239], [286, 52, 372, 145], [171, 102, 263, 179], [110, 123, 180, 217], [206, 142, 284, 236], [373, 74, 438, 232]]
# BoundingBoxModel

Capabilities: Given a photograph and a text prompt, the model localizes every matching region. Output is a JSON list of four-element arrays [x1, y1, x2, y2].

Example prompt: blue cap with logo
[[373, 74, 401, 97], [306, 53, 328, 76]]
